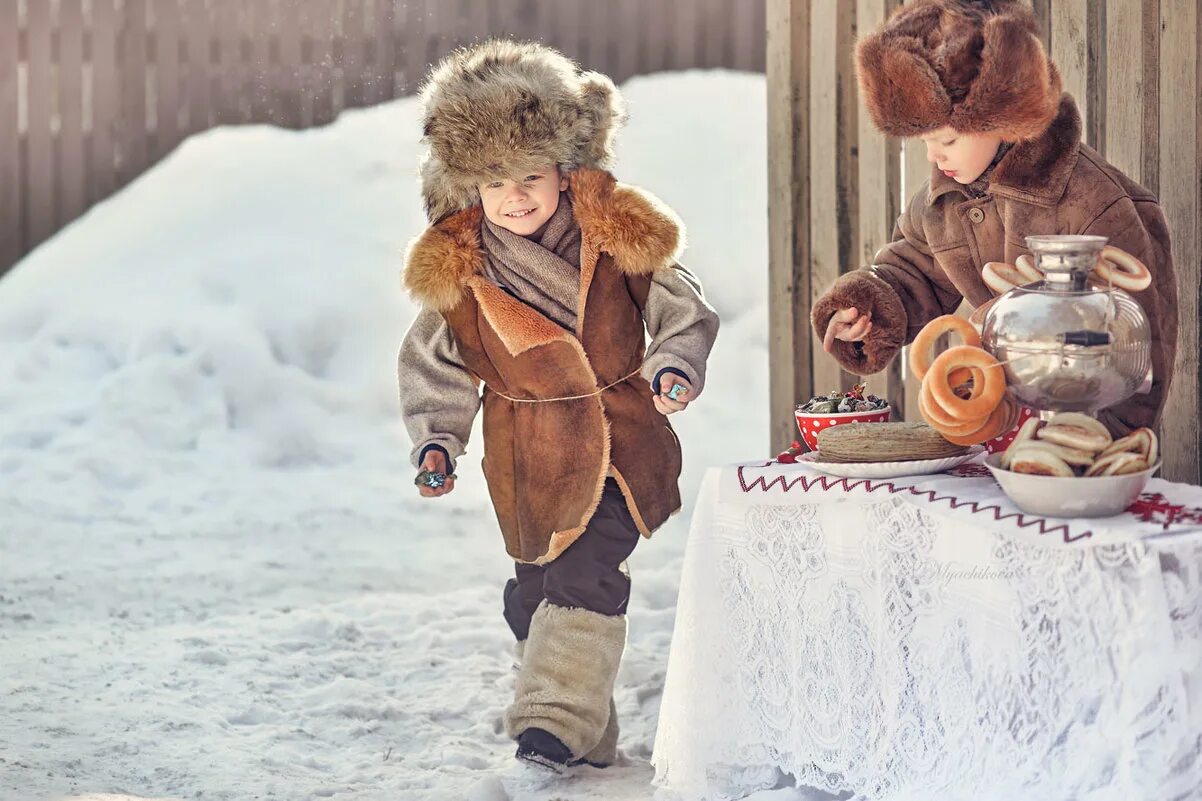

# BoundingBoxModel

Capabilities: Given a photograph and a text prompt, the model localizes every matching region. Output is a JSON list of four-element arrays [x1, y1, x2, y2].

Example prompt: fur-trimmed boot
[[571, 697, 619, 768], [505, 602, 626, 769], [512, 639, 620, 768]]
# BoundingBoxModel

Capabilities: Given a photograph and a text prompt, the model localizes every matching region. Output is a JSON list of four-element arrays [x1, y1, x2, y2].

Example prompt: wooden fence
[[768, 0, 1202, 483], [0, 0, 766, 278]]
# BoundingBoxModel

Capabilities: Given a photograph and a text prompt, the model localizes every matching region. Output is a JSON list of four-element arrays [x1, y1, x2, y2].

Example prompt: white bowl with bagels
[[983, 412, 1160, 518]]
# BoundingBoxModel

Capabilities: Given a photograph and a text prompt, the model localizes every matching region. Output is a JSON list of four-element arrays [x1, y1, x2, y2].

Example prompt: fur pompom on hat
[[417, 39, 627, 222], [856, 0, 1062, 141]]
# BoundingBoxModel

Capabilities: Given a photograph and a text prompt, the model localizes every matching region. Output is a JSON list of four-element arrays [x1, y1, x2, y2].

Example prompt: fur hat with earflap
[[856, 0, 1062, 142], [417, 39, 627, 222]]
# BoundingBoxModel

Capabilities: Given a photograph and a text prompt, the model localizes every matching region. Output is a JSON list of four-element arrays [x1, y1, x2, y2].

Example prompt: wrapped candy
[[415, 469, 457, 489]]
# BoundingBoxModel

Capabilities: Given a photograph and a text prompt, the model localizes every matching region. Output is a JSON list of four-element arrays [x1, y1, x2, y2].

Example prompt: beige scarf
[[481, 193, 583, 330]]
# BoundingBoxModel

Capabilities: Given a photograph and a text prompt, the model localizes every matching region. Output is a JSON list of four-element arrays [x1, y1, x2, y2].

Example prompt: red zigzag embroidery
[[735, 463, 1092, 543]]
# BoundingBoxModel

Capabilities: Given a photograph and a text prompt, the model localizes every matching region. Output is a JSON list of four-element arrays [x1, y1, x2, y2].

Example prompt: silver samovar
[[981, 235, 1152, 413]]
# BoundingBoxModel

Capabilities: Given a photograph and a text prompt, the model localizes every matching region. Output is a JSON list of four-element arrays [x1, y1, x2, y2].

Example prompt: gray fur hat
[[417, 39, 627, 222]]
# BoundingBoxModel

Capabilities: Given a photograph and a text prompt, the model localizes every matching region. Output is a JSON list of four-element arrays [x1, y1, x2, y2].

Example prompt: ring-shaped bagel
[[947, 366, 985, 399], [927, 346, 1006, 421], [1014, 254, 1042, 283], [982, 262, 1028, 296], [1093, 245, 1152, 291], [939, 394, 1014, 445], [909, 315, 982, 382], [919, 384, 990, 435]]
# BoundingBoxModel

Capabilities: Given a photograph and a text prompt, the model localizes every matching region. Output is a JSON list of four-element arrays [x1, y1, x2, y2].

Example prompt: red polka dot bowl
[[982, 403, 1038, 454], [795, 406, 892, 452]]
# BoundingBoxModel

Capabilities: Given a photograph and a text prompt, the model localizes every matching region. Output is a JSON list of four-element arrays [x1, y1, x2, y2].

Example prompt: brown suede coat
[[403, 168, 683, 564], [813, 95, 1178, 436]]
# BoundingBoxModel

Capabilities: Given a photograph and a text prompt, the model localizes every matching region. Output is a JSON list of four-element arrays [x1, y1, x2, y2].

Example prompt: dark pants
[[502, 478, 641, 640]]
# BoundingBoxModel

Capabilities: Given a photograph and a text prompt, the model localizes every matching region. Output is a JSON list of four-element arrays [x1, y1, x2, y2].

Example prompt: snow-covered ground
[[0, 71, 804, 801]]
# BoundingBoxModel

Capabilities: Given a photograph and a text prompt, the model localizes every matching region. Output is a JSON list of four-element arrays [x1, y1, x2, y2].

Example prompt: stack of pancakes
[[816, 422, 970, 463]]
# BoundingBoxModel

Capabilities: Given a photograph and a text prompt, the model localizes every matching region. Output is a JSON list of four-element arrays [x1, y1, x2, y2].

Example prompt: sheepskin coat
[[403, 168, 688, 564]]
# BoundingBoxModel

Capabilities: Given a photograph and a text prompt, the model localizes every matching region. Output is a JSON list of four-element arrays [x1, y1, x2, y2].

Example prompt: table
[[651, 459, 1202, 801]]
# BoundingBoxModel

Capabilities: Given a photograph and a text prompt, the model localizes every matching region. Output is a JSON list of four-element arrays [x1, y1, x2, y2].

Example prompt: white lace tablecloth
[[652, 461, 1202, 801]]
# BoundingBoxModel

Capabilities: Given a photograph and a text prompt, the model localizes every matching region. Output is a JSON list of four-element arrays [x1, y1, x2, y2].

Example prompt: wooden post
[[1158, 0, 1201, 483], [766, 0, 812, 452]]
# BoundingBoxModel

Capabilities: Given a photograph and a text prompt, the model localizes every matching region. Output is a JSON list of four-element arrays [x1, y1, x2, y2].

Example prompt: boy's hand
[[416, 450, 456, 498], [653, 374, 693, 416], [823, 306, 873, 353]]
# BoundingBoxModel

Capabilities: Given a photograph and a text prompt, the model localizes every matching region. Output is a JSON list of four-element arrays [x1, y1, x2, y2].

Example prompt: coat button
[[968, 207, 986, 224]]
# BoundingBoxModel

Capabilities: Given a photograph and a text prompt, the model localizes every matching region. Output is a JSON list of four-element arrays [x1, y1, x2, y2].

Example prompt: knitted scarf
[[480, 193, 583, 330]]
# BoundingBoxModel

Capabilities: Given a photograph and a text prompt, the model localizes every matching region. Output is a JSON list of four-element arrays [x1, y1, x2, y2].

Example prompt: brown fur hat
[[417, 39, 626, 221], [856, 0, 1062, 141]]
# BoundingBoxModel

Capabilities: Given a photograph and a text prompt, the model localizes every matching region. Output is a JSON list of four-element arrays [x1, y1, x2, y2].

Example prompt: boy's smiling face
[[921, 127, 1004, 184], [477, 166, 570, 236]]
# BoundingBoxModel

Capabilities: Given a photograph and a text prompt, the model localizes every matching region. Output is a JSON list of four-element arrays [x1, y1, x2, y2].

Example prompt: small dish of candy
[[793, 384, 891, 452]]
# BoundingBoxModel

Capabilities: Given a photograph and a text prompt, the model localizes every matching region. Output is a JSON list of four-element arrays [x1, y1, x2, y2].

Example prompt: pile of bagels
[[981, 246, 1151, 297], [1000, 413, 1158, 477], [911, 314, 1016, 446]]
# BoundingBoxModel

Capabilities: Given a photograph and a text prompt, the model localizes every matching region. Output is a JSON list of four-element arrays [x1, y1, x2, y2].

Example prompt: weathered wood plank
[[155, 0, 182, 157], [1105, 0, 1147, 181], [732, 0, 757, 72], [808, 0, 857, 401], [615, 0, 640, 83], [341, 0, 366, 108], [1158, 0, 1200, 482], [59, 0, 87, 224], [248, 0, 275, 121], [25, 0, 54, 246], [856, 0, 905, 415], [767, 0, 812, 451], [900, 137, 931, 423], [184, 0, 212, 134], [367, 0, 396, 104], [672, 0, 699, 69], [275, 0, 302, 125], [89, 0, 119, 204], [0, 0, 19, 269], [118, 0, 149, 184], [308, 0, 336, 125], [1051, 0, 1091, 144], [1139, 0, 1160, 194], [215, 0, 244, 124]]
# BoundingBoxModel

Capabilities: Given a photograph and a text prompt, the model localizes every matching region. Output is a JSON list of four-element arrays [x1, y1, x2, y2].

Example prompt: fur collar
[[927, 94, 1082, 209], [403, 168, 684, 312]]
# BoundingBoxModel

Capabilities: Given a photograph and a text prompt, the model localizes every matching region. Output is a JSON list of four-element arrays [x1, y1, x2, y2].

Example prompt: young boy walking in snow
[[815, 0, 1177, 436], [397, 40, 718, 772]]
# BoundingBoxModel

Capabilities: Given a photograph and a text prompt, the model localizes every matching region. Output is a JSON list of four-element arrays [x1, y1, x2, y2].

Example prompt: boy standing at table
[[814, 0, 1177, 436]]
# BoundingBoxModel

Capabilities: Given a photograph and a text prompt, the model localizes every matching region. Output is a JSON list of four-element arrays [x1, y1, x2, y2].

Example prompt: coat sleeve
[[397, 307, 482, 468], [811, 185, 964, 375], [1082, 196, 1178, 436], [639, 263, 721, 398]]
